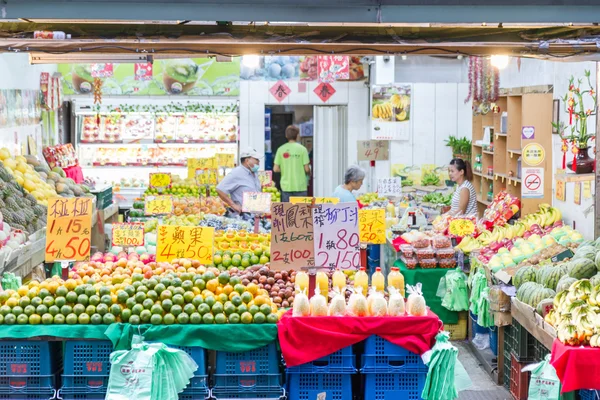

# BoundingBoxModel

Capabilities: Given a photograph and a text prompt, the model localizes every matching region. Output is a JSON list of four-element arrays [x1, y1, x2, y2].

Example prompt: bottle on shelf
[[388, 267, 405, 296], [332, 269, 346, 293], [316, 271, 329, 298], [295, 271, 309, 293], [372, 267, 385, 293], [517, 156, 522, 179], [354, 267, 369, 295], [487, 182, 493, 202]]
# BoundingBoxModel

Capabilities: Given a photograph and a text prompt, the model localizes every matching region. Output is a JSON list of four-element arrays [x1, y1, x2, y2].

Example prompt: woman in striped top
[[447, 158, 477, 216]]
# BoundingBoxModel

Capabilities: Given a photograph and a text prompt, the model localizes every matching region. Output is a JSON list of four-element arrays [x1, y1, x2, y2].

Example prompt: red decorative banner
[[314, 82, 336, 102], [91, 63, 114, 78], [270, 80, 291, 103], [135, 63, 154, 81], [318, 56, 350, 83]]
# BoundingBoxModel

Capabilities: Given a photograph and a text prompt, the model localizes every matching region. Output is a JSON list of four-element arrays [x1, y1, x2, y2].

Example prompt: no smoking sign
[[522, 167, 544, 198]]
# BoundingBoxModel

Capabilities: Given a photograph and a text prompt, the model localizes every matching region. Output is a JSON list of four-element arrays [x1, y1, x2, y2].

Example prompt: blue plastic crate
[[0, 390, 55, 400], [286, 346, 355, 373], [59, 392, 105, 400], [470, 311, 488, 335], [362, 336, 427, 373], [580, 390, 600, 400], [61, 340, 113, 393], [179, 389, 210, 400], [0, 341, 61, 377], [364, 371, 427, 400], [287, 373, 352, 400], [212, 373, 284, 399], [490, 327, 498, 356], [216, 343, 279, 375]]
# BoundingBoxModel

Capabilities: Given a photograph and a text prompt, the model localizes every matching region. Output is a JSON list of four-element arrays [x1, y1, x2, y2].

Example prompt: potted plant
[[553, 70, 597, 174], [445, 136, 472, 160]]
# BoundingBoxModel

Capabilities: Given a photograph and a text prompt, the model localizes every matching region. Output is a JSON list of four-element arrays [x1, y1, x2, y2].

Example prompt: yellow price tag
[[195, 169, 218, 186], [156, 225, 214, 263], [112, 223, 145, 247], [188, 158, 217, 179], [45, 197, 93, 262], [149, 173, 172, 189], [358, 209, 386, 244], [144, 195, 174, 215], [290, 197, 340, 204], [216, 153, 235, 168], [242, 192, 272, 214]]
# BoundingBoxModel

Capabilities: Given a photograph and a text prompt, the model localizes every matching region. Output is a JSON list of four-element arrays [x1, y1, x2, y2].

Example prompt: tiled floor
[[455, 341, 513, 400]]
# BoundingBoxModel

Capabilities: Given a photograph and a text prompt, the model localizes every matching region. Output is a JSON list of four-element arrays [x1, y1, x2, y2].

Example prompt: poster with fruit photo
[[58, 58, 240, 96], [371, 85, 412, 141], [240, 56, 366, 82]]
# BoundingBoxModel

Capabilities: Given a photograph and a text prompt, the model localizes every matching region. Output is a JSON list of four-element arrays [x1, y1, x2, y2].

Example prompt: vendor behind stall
[[447, 158, 477, 216], [216, 148, 261, 216], [332, 165, 365, 203]]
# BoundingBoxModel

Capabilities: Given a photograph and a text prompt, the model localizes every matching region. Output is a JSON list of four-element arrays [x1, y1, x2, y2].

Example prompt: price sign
[[357, 140, 389, 161], [188, 157, 217, 179], [156, 225, 214, 263], [149, 173, 172, 190], [358, 209, 386, 244], [270, 202, 315, 270], [144, 195, 173, 215], [258, 171, 273, 187], [195, 169, 218, 186], [45, 197, 93, 262], [312, 203, 360, 269], [216, 153, 236, 168], [290, 197, 340, 204], [112, 223, 145, 247], [242, 192, 272, 214], [377, 177, 402, 197]]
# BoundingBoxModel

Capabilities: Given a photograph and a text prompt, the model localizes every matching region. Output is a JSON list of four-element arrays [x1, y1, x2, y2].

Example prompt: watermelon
[[528, 287, 555, 308], [513, 266, 537, 290], [573, 246, 597, 262], [556, 276, 577, 292], [517, 282, 543, 305], [542, 267, 565, 291], [595, 252, 600, 271], [580, 240, 595, 248], [536, 265, 553, 284], [591, 273, 600, 287], [569, 258, 597, 279]]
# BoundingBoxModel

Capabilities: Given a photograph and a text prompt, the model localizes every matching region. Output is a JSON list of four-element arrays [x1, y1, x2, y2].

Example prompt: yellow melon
[[24, 180, 36, 192], [0, 148, 10, 161], [3, 158, 16, 170], [15, 176, 24, 187], [15, 156, 26, 164], [16, 162, 28, 174]]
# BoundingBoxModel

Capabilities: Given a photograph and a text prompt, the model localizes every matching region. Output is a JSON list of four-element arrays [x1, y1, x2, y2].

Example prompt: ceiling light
[[490, 55, 509, 69], [401, 55, 408, 60], [242, 55, 260, 68]]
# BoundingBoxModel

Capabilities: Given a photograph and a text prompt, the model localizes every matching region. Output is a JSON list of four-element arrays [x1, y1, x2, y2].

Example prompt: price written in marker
[[290, 197, 340, 204], [216, 153, 236, 168], [112, 223, 145, 247], [45, 197, 93, 262], [156, 225, 214, 263], [270, 202, 315, 270], [149, 173, 172, 190], [358, 209, 386, 244], [377, 177, 402, 197], [242, 192, 272, 214], [312, 203, 361, 270], [145, 195, 174, 215], [195, 169, 218, 186], [188, 158, 217, 179], [258, 171, 273, 187], [357, 140, 390, 161]]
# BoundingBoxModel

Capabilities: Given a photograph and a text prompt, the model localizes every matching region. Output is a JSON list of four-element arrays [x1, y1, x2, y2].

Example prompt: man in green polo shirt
[[274, 125, 310, 202]]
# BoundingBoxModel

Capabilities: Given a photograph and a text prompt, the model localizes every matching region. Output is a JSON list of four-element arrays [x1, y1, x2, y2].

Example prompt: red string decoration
[[561, 139, 569, 169], [571, 142, 579, 173]]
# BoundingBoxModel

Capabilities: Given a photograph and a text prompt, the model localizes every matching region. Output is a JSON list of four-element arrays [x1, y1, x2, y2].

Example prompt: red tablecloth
[[551, 339, 600, 393], [278, 309, 443, 367], [63, 165, 84, 184]]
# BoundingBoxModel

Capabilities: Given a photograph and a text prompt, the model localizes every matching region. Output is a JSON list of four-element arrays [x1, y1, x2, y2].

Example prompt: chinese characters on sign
[[312, 203, 360, 270], [149, 173, 172, 191], [188, 158, 217, 179], [357, 140, 390, 161], [45, 197, 93, 262], [144, 195, 174, 215], [317, 56, 350, 83], [242, 192, 272, 214], [269, 80, 291, 103], [314, 82, 336, 102], [290, 197, 340, 204], [377, 178, 402, 197], [270, 203, 315, 270], [258, 171, 273, 187], [555, 180, 566, 202], [522, 143, 545, 166], [216, 153, 236, 168], [358, 209, 386, 244], [522, 168, 544, 199], [195, 169, 218, 186], [112, 223, 145, 247], [156, 225, 214, 263]]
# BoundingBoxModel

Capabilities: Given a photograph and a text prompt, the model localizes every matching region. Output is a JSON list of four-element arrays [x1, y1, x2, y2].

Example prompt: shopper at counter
[[216, 148, 262, 216], [273, 125, 311, 202], [446, 158, 477, 216], [332, 165, 365, 203]]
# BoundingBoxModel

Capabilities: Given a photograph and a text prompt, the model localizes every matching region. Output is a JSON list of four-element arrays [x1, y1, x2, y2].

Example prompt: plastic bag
[[422, 332, 459, 400], [476, 287, 494, 328], [368, 289, 388, 317], [328, 288, 347, 316], [347, 286, 368, 317], [1, 273, 21, 291], [310, 287, 328, 317], [469, 268, 487, 314], [292, 287, 310, 317], [406, 283, 427, 316], [106, 344, 156, 400], [523, 354, 561, 400], [440, 269, 469, 312], [388, 287, 406, 316]]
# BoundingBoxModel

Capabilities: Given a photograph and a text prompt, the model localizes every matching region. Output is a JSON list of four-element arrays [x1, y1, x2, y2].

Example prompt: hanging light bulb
[[242, 55, 260, 68], [490, 55, 509, 69]]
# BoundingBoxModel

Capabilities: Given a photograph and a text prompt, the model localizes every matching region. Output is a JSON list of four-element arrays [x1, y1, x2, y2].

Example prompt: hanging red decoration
[[561, 139, 569, 169], [464, 56, 500, 113], [93, 78, 103, 125], [571, 142, 579, 173]]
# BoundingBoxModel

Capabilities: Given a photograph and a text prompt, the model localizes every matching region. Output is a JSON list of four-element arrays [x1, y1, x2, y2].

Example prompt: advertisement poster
[[0, 89, 42, 128], [371, 84, 412, 140], [240, 56, 366, 82], [317, 56, 350, 83], [522, 167, 544, 199], [58, 58, 240, 96]]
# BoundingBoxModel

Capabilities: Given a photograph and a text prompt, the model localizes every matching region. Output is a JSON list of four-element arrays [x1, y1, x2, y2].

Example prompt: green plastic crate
[[505, 320, 536, 362]]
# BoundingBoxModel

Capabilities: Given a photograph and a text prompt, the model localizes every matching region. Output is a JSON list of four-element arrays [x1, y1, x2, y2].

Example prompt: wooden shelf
[[482, 150, 494, 155], [508, 149, 522, 158], [473, 171, 493, 180], [472, 143, 482, 148], [555, 173, 594, 183], [477, 197, 491, 206], [495, 133, 507, 138]]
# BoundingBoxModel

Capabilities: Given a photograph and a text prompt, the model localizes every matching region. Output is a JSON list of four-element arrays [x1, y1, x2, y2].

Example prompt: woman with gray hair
[[332, 165, 366, 203]]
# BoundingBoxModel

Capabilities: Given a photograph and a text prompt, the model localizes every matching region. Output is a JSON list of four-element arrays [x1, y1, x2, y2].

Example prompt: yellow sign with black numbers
[[216, 153, 235, 168], [188, 158, 217, 179], [149, 173, 172, 190], [195, 169, 219, 186], [156, 225, 214, 263], [144, 195, 174, 215], [358, 209, 386, 244]]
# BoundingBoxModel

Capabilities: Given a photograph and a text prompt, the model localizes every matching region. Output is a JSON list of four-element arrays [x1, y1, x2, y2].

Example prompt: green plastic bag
[[476, 287, 494, 328], [469, 269, 487, 315], [106, 344, 156, 400], [524, 354, 561, 400], [1, 273, 21, 291], [439, 269, 469, 312], [422, 332, 459, 400]]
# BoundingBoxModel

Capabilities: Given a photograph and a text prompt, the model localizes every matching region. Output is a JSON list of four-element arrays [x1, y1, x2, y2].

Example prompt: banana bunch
[[373, 103, 392, 119], [521, 204, 562, 228], [550, 280, 600, 346], [455, 236, 482, 253], [390, 94, 402, 108]]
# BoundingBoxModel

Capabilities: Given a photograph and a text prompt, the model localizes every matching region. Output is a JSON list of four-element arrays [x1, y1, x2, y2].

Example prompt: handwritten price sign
[[357, 140, 389, 161], [270, 202, 315, 270], [290, 197, 340, 204], [242, 192, 272, 214], [45, 197, 93, 262], [112, 223, 145, 247], [149, 173, 172, 190], [188, 158, 217, 179], [195, 169, 218, 186], [216, 153, 236, 168], [377, 177, 402, 197], [358, 209, 386, 244], [156, 225, 214, 263], [258, 171, 273, 187], [144, 195, 173, 215], [312, 203, 361, 269]]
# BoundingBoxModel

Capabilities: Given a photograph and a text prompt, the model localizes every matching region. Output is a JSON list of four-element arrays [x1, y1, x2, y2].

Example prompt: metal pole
[[595, 62, 600, 238]]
